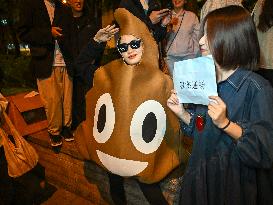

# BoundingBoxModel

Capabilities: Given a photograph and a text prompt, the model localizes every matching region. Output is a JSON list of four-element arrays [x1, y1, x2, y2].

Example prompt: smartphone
[[160, 8, 171, 15]]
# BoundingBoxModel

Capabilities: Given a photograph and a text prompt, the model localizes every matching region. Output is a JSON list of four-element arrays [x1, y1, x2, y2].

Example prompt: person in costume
[[17, 0, 75, 147], [167, 6, 273, 205], [74, 7, 186, 205]]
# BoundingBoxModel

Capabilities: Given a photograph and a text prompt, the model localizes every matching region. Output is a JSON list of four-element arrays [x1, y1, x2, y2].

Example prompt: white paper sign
[[173, 55, 218, 105]]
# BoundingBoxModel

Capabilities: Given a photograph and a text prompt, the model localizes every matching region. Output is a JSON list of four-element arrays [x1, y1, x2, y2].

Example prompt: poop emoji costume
[[74, 8, 186, 184]]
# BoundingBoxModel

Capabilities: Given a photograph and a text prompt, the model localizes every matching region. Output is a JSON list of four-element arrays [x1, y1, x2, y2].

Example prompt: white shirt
[[44, 0, 66, 67]]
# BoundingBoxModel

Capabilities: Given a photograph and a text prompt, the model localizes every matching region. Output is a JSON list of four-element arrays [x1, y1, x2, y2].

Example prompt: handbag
[[0, 112, 38, 178]]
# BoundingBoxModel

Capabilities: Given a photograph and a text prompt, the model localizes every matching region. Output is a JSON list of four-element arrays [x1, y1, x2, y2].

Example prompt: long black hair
[[257, 0, 273, 32]]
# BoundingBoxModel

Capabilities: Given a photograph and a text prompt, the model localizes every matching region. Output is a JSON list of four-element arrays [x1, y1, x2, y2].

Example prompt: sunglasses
[[117, 39, 142, 53]]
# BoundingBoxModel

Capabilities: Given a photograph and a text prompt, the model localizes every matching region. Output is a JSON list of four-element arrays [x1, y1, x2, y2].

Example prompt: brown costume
[[75, 8, 185, 184]]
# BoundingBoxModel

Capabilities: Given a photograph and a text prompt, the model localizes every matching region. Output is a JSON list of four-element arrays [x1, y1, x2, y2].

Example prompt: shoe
[[48, 133, 62, 147], [61, 126, 74, 142]]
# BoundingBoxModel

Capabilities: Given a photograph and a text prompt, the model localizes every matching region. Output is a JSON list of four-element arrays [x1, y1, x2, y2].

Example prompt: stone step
[[27, 130, 190, 205], [27, 130, 111, 204], [41, 187, 96, 205]]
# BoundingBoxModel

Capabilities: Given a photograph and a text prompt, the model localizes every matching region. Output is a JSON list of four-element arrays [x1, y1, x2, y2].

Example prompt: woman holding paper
[[167, 6, 273, 205]]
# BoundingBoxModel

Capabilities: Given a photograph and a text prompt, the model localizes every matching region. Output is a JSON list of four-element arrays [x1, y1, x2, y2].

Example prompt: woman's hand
[[167, 90, 191, 125], [208, 96, 229, 128], [93, 25, 119, 43], [167, 90, 184, 119], [149, 9, 170, 24], [161, 12, 171, 27]]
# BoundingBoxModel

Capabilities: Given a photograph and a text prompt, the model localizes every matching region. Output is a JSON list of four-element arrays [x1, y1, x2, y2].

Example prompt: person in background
[[68, 0, 105, 130], [164, 0, 200, 76], [119, 0, 171, 43], [200, 0, 243, 23], [17, 0, 74, 148], [167, 6, 273, 205], [252, 0, 273, 87]]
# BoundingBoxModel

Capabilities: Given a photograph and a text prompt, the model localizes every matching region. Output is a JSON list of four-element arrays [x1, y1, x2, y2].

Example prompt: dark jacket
[[71, 39, 106, 130], [70, 6, 102, 65], [17, 0, 74, 79], [70, 7, 104, 129], [119, 0, 167, 43]]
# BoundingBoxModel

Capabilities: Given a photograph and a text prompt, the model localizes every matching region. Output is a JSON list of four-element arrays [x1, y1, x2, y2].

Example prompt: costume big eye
[[92, 94, 167, 177], [93, 93, 115, 143], [93, 95, 166, 155], [130, 100, 166, 154]]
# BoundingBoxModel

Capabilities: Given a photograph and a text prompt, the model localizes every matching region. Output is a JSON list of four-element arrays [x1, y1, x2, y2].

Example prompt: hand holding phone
[[150, 9, 171, 24], [160, 9, 171, 17]]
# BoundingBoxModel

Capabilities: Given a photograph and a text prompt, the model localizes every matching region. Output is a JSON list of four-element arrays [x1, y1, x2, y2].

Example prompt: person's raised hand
[[93, 24, 119, 43]]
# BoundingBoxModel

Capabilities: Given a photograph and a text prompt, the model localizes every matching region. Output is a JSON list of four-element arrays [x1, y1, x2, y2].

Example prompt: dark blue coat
[[180, 69, 273, 205]]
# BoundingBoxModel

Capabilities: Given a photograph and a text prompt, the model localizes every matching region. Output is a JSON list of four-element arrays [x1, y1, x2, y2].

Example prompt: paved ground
[[41, 188, 96, 205]]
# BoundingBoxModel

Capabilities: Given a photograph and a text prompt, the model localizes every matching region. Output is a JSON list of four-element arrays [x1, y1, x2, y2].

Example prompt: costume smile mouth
[[96, 150, 148, 176]]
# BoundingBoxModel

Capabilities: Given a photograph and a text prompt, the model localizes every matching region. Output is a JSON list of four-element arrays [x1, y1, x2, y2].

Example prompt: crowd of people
[[0, 0, 272, 204]]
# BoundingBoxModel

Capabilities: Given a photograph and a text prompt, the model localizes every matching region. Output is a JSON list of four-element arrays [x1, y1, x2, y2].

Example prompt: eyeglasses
[[117, 39, 142, 53]]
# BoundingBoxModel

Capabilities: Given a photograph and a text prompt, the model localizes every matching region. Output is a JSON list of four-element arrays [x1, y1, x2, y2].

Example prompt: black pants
[[0, 147, 14, 205], [108, 173, 168, 205]]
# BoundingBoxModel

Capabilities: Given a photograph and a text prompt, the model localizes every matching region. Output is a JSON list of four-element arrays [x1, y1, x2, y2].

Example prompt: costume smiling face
[[74, 8, 185, 183]]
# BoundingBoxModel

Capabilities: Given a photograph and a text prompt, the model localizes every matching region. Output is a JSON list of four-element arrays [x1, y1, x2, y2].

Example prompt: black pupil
[[142, 112, 157, 143], [97, 104, 106, 133]]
